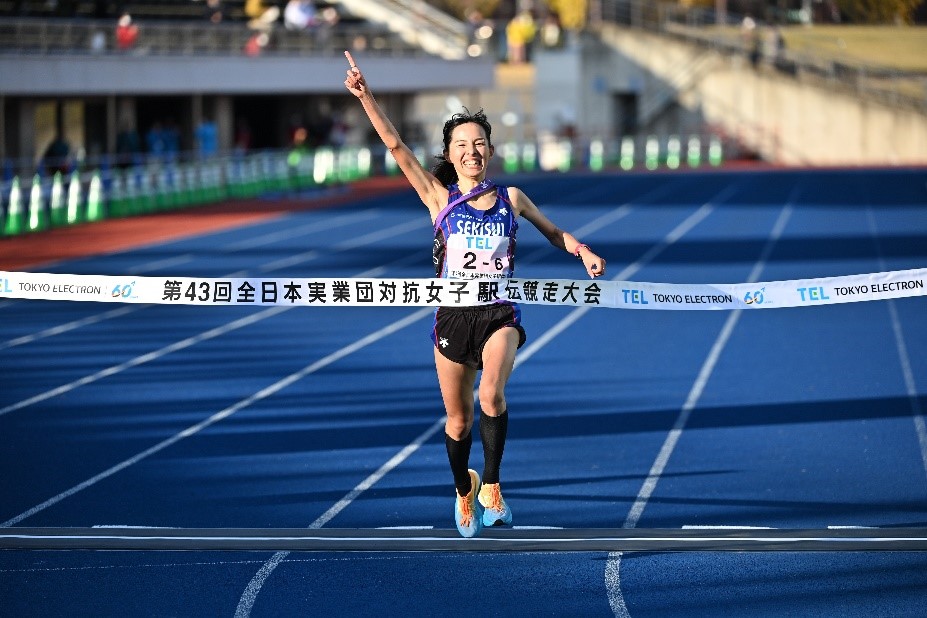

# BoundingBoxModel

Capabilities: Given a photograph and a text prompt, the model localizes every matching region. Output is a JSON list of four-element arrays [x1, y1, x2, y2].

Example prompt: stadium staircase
[[329, 0, 469, 60]]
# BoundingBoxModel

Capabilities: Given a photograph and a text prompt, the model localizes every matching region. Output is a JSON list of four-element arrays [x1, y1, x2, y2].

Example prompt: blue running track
[[1, 166, 926, 617]]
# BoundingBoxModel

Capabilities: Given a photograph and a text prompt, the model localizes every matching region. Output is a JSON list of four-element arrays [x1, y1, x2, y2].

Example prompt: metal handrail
[[0, 16, 426, 56], [594, 0, 926, 114]]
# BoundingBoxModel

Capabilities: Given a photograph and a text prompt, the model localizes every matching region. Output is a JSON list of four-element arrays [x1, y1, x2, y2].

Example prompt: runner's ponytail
[[431, 157, 458, 187]]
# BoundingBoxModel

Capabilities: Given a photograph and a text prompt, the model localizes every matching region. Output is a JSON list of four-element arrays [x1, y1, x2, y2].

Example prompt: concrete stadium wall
[[573, 25, 927, 166]]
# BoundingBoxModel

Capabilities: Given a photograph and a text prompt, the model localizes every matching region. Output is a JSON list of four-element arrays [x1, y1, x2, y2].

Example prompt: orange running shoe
[[478, 482, 512, 527], [454, 469, 484, 538]]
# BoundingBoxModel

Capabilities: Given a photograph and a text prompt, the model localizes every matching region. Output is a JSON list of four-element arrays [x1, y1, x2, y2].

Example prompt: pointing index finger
[[344, 50, 357, 69]]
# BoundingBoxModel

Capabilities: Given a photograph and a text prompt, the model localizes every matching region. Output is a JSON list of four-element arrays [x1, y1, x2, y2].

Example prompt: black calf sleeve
[[445, 432, 473, 496], [480, 409, 508, 484]]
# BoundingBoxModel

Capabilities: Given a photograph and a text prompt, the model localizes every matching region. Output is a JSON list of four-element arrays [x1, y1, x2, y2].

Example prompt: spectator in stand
[[234, 118, 252, 155], [42, 133, 71, 176], [205, 0, 226, 24], [465, 9, 483, 43], [115, 122, 141, 169], [505, 10, 536, 64], [245, 0, 280, 32], [195, 117, 219, 159], [316, 6, 339, 46], [328, 110, 348, 148], [540, 12, 562, 49], [244, 32, 270, 56], [284, 0, 317, 31], [163, 118, 181, 161], [145, 122, 166, 160], [115, 12, 138, 51]]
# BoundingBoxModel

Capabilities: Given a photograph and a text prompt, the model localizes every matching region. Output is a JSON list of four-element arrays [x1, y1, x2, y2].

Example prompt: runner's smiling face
[[446, 122, 493, 184]]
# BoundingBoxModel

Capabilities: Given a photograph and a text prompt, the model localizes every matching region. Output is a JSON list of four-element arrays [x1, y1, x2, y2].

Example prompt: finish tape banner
[[1, 269, 925, 311]]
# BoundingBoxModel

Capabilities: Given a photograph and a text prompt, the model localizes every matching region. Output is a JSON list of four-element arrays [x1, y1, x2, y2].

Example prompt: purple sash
[[432, 180, 496, 233]]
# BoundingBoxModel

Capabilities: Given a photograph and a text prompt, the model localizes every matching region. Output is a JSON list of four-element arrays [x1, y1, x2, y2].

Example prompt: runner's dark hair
[[431, 108, 493, 187]]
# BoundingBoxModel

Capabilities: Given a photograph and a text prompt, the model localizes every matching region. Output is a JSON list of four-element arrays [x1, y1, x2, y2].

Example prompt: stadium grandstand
[[0, 0, 924, 230]]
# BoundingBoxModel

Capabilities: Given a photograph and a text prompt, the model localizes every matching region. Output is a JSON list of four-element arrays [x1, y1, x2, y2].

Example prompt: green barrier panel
[[558, 140, 572, 173], [384, 149, 399, 176], [28, 174, 48, 232], [155, 166, 176, 209], [276, 153, 295, 188], [314, 148, 334, 185], [168, 165, 183, 208], [224, 158, 242, 199], [124, 168, 141, 215], [287, 150, 306, 188], [66, 171, 82, 225], [196, 163, 210, 203], [588, 139, 605, 172], [178, 165, 192, 205], [645, 136, 660, 171], [49, 172, 67, 227], [357, 147, 372, 179], [343, 148, 354, 182], [260, 154, 275, 191], [139, 168, 157, 213], [687, 136, 702, 168], [85, 172, 104, 222], [126, 167, 147, 215], [521, 143, 537, 172], [709, 136, 724, 166], [172, 164, 191, 208], [503, 142, 519, 174], [237, 158, 252, 198], [335, 149, 349, 183], [620, 137, 635, 170], [666, 135, 681, 170], [250, 157, 265, 196], [3, 176, 24, 236], [206, 161, 225, 200], [301, 150, 319, 187], [413, 146, 427, 168], [225, 159, 241, 198], [108, 170, 129, 217]]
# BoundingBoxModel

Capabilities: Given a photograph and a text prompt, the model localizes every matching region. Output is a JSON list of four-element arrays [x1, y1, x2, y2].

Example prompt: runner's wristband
[[573, 244, 589, 258]]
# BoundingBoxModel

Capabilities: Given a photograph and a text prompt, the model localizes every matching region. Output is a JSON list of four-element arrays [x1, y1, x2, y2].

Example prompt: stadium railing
[[0, 132, 733, 237], [594, 0, 927, 114], [0, 17, 426, 56]]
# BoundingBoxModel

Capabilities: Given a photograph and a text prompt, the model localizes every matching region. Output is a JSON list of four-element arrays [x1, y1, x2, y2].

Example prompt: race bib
[[445, 235, 511, 280]]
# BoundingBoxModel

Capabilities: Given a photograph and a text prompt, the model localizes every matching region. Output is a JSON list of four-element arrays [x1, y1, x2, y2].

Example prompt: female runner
[[344, 51, 606, 537]]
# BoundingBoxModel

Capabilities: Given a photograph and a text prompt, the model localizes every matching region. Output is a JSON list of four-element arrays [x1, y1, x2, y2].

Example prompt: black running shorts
[[431, 303, 526, 370]]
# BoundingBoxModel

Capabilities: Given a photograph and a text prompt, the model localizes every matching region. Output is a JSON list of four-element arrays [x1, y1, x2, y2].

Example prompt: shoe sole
[[455, 470, 484, 538], [484, 513, 511, 527]]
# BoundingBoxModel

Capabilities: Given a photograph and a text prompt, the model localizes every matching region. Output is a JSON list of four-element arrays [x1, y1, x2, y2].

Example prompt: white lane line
[[865, 208, 927, 482], [225, 209, 380, 251], [606, 198, 793, 618], [681, 525, 774, 530], [0, 304, 144, 352], [520, 203, 714, 367], [253, 250, 320, 273], [333, 218, 424, 251], [236, 194, 709, 617], [0, 306, 432, 529], [1, 250, 422, 527], [128, 254, 195, 275], [15, 531, 927, 551], [0, 209, 381, 350], [0, 218, 428, 413], [0, 554, 438, 575], [0, 305, 290, 419]]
